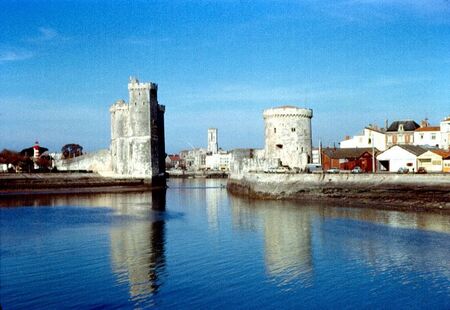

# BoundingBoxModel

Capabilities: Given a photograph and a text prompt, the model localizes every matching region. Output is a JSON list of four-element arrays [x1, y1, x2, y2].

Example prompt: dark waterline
[[1, 179, 449, 309]]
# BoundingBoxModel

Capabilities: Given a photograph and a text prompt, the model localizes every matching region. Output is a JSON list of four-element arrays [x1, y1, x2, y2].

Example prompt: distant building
[[377, 145, 426, 172], [440, 116, 450, 150], [165, 154, 181, 169], [321, 147, 378, 172], [179, 148, 207, 171], [110, 77, 165, 180], [340, 126, 387, 151], [414, 126, 441, 148], [205, 151, 231, 171], [385, 120, 420, 147], [417, 150, 450, 173], [264, 106, 313, 170], [207, 128, 218, 154]]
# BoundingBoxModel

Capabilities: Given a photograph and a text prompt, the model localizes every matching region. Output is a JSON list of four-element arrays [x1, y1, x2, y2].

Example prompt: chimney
[[420, 118, 429, 128]]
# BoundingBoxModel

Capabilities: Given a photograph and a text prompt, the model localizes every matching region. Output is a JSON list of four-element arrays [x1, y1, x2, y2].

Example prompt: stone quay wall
[[228, 172, 450, 212]]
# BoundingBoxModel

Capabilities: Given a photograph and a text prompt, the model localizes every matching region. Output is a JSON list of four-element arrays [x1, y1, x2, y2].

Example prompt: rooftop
[[386, 120, 420, 132], [322, 147, 378, 159], [415, 126, 440, 132]]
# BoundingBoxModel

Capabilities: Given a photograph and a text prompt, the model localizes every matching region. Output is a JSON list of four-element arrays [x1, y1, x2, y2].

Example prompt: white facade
[[264, 106, 313, 169], [340, 127, 387, 151], [377, 145, 424, 172], [205, 151, 231, 171], [413, 128, 441, 148], [207, 128, 218, 154], [440, 116, 450, 150]]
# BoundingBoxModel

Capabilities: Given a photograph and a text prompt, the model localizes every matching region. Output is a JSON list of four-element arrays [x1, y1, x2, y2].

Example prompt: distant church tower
[[110, 77, 166, 182], [207, 128, 218, 154]]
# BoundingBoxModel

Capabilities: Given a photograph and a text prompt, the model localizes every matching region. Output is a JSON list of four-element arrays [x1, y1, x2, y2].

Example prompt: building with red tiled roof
[[414, 124, 441, 148]]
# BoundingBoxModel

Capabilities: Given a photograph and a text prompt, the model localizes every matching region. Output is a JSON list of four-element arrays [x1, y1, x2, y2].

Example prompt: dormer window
[[399, 124, 404, 132]]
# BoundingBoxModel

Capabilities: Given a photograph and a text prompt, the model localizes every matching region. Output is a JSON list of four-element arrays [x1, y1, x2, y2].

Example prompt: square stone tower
[[110, 77, 165, 182], [207, 128, 218, 154]]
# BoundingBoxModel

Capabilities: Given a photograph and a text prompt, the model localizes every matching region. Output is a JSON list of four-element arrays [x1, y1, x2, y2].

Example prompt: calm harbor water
[[1, 179, 449, 309]]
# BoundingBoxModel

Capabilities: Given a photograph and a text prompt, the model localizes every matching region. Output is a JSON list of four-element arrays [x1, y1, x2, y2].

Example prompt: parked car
[[305, 163, 323, 173], [351, 166, 363, 174], [327, 168, 340, 174], [397, 167, 409, 174], [417, 167, 427, 174]]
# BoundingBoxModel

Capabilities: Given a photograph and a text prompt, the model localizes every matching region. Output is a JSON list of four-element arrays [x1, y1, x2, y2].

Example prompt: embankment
[[0, 173, 164, 195], [228, 172, 450, 212]]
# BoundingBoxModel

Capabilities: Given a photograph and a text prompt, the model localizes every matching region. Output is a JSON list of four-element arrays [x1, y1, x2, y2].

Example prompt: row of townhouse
[[340, 116, 450, 151]]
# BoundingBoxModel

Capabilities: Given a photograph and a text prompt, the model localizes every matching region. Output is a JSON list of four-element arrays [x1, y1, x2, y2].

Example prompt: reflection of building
[[205, 180, 227, 230], [109, 190, 166, 302], [263, 207, 313, 286], [229, 196, 314, 286]]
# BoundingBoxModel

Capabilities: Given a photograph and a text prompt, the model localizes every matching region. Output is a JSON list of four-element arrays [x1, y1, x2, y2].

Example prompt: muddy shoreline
[[0, 173, 165, 196]]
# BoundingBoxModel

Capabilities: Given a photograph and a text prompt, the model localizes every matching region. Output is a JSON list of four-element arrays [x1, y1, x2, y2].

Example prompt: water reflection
[[109, 190, 166, 305], [229, 194, 450, 291], [230, 197, 314, 287], [0, 190, 168, 306]]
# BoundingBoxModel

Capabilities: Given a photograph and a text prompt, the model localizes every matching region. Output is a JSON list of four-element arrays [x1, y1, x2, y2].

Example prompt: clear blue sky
[[0, 0, 449, 153]]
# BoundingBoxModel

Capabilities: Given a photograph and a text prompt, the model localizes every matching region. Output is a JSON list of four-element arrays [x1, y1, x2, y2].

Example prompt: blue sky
[[0, 0, 449, 153]]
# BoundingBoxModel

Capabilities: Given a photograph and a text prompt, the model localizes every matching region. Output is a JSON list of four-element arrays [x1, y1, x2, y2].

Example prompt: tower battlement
[[128, 76, 158, 91]]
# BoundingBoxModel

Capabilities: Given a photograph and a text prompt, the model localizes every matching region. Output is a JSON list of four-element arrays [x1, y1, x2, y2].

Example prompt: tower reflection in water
[[108, 190, 166, 305], [230, 196, 314, 287], [229, 194, 450, 292]]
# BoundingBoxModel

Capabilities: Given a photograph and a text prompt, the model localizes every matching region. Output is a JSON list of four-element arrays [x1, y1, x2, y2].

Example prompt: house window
[[420, 134, 424, 139], [399, 124, 404, 131], [431, 133, 436, 140], [368, 138, 372, 144], [291, 128, 296, 132], [274, 128, 276, 133], [276, 144, 283, 149]]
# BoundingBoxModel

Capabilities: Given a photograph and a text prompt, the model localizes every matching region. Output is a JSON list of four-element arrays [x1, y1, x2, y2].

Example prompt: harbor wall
[[227, 172, 450, 212]]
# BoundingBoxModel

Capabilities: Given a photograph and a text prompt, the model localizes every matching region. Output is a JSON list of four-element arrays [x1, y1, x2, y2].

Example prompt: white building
[[440, 116, 450, 150], [340, 127, 387, 151], [205, 151, 231, 171], [377, 145, 426, 172], [413, 126, 441, 148]]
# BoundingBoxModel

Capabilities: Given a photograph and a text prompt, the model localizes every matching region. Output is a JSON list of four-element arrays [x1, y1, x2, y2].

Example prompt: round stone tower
[[263, 106, 313, 169]]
